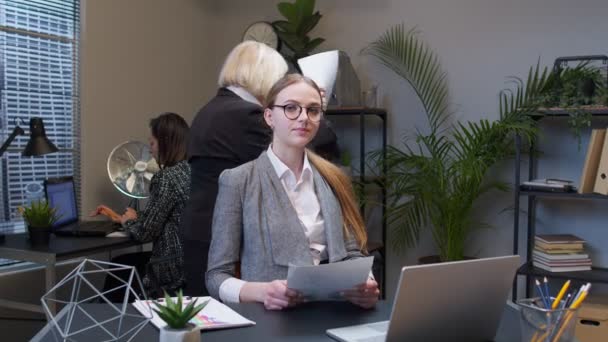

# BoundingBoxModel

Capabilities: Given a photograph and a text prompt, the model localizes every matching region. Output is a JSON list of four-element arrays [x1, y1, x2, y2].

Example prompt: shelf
[[531, 107, 608, 118], [325, 107, 387, 119], [519, 189, 608, 200], [517, 262, 608, 283]]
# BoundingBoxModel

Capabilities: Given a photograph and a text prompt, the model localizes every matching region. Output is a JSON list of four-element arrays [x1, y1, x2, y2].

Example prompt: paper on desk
[[297, 50, 339, 108], [132, 296, 255, 331], [287, 256, 373, 301]]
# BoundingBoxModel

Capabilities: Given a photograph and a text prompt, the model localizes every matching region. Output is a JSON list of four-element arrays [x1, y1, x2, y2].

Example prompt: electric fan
[[107, 141, 159, 208]]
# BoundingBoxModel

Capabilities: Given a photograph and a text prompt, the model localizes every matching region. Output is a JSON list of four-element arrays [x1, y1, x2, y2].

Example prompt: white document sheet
[[132, 296, 255, 331], [287, 256, 374, 301], [297, 50, 339, 108]]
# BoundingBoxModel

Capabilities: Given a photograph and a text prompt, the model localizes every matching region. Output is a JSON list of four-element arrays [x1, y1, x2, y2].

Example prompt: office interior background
[[0, 0, 607, 339]]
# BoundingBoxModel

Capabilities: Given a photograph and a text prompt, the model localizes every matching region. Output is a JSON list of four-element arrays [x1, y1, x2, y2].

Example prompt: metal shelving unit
[[513, 108, 608, 299]]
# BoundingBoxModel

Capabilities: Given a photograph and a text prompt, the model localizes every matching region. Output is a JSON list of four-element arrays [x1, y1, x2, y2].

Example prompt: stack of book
[[533, 234, 592, 272]]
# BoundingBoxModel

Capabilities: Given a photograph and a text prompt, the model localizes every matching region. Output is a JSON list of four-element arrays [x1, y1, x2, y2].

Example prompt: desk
[[0, 233, 140, 314], [32, 301, 523, 341]]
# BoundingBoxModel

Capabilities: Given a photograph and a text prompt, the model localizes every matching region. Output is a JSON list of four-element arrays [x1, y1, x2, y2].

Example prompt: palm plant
[[363, 24, 551, 261]]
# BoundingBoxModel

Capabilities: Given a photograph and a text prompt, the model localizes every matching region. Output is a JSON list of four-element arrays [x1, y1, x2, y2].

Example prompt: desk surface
[[0, 232, 141, 314], [0, 233, 137, 262], [32, 301, 521, 341]]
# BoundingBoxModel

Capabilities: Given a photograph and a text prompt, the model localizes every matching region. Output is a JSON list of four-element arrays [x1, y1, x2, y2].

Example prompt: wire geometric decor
[[41, 259, 152, 341]]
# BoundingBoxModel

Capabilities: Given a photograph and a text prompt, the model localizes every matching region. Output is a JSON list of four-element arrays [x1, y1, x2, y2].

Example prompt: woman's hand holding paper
[[341, 278, 380, 309]]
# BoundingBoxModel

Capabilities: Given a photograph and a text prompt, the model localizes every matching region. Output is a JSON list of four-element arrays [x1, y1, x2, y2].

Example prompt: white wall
[[201, 0, 608, 298]]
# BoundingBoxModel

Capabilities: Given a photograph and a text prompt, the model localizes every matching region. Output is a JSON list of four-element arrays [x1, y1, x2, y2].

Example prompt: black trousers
[[182, 240, 210, 296], [102, 252, 152, 303]]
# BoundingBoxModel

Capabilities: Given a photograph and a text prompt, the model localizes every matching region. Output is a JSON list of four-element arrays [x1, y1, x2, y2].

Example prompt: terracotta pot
[[418, 255, 476, 264], [159, 323, 199, 342], [28, 226, 51, 246]]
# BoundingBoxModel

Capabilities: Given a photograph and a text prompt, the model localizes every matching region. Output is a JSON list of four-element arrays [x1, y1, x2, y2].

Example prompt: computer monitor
[[44, 177, 78, 229]]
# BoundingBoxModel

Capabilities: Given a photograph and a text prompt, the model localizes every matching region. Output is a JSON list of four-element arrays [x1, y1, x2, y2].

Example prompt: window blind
[[0, 0, 80, 244]]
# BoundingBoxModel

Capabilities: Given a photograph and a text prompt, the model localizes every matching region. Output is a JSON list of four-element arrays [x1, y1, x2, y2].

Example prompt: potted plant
[[272, 0, 325, 67], [19, 199, 59, 246], [363, 24, 550, 262], [152, 290, 207, 342], [536, 60, 608, 147]]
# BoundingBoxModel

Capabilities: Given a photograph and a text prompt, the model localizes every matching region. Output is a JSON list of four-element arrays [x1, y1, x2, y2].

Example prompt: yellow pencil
[[550, 291, 589, 342], [551, 280, 570, 310], [570, 290, 588, 309]]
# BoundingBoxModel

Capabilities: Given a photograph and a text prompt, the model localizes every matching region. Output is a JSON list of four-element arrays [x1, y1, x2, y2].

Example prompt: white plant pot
[[159, 324, 199, 342]]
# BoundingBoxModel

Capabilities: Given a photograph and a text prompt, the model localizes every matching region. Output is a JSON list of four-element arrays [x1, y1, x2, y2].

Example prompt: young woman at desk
[[93, 112, 190, 299], [206, 74, 379, 310]]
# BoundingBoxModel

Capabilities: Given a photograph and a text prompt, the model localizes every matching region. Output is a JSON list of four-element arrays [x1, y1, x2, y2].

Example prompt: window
[[0, 0, 80, 262]]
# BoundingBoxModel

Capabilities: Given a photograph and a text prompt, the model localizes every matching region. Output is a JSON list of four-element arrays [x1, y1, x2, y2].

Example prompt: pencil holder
[[517, 298, 580, 342]]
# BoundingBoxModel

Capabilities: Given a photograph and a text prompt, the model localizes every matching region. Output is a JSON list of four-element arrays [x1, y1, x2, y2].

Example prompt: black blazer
[[181, 88, 270, 295], [181, 88, 271, 243]]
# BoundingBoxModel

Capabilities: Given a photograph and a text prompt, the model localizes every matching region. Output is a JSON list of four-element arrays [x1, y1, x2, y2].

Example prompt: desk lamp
[[0, 118, 58, 242]]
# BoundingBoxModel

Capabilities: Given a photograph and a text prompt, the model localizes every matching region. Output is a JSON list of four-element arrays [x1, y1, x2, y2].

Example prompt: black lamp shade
[[23, 118, 58, 156]]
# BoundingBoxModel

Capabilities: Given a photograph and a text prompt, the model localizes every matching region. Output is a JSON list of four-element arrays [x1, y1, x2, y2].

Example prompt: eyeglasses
[[272, 104, 323, 122]]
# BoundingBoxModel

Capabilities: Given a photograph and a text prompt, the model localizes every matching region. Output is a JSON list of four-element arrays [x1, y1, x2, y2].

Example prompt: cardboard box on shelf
[[576, 296, 608, 342]]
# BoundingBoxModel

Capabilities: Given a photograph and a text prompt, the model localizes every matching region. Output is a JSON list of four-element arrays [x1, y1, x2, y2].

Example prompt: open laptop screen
[[45, 177, 78, 228]]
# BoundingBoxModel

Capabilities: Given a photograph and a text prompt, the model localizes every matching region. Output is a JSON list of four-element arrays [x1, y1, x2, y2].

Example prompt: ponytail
[[307, 150, 367, 252]]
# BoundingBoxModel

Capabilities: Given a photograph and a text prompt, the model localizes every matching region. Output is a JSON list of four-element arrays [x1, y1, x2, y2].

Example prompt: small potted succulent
[[152, 290, 208, 342], [19, 199, 59, 246]]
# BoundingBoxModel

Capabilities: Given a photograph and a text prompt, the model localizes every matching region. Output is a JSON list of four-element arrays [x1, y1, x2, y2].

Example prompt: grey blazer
[[205, 151, 365, 299]]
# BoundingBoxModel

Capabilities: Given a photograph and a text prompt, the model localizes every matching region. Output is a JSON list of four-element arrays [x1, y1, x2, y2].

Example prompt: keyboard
[[54, 221, 122, 237]]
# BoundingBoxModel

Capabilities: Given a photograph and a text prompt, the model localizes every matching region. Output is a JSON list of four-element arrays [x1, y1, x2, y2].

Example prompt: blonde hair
[[265, 74, 368, 251], [308, 151, 368, 252], [218, 41, 288, 102]]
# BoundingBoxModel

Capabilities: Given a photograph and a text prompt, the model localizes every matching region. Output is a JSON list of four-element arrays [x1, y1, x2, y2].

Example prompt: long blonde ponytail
[[307, 150, 367, 252]]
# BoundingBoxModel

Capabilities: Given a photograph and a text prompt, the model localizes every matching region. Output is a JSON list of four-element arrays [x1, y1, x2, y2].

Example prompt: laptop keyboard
[[367, 321, 389, 333], [78, 221, 120, 231], [355, 337, 385, 342], [352, 322, 389, 342], [78, 221, 119, 229]]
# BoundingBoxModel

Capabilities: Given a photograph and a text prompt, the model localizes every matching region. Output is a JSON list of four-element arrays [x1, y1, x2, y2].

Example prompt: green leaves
[[273, 0, 324, 61], [19, 199, 60, 228], [152, 290, 208, 330], [365, 23, 548, 261], [277, 2, 298, 23], [362, 24, 450, 133]]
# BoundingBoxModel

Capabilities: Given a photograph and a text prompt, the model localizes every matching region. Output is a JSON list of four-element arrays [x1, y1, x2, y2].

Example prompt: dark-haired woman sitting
[[93, 112, 190, 299]]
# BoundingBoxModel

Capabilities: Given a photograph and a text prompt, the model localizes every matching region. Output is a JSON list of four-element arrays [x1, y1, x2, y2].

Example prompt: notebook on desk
[[327, 255, 520, 342], [44, 176, 120, 237]]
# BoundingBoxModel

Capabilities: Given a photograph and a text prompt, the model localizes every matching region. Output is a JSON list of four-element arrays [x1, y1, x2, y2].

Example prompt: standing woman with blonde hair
[[181, 41, 288, 296], [206, 74, 379, 310]]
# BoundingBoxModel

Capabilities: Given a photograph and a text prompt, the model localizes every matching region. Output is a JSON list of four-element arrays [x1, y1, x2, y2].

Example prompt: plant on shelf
[[19, 199, 59, 246], [152, 290, 208, 342], [536, 61, 607, 146], [363, 24, 550, 262], [272, 0, 324, 66]]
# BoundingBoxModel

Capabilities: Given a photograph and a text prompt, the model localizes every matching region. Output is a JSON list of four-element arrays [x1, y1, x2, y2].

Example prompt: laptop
[[44, 176, 120, 237], [327, 255, 520, 342]]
